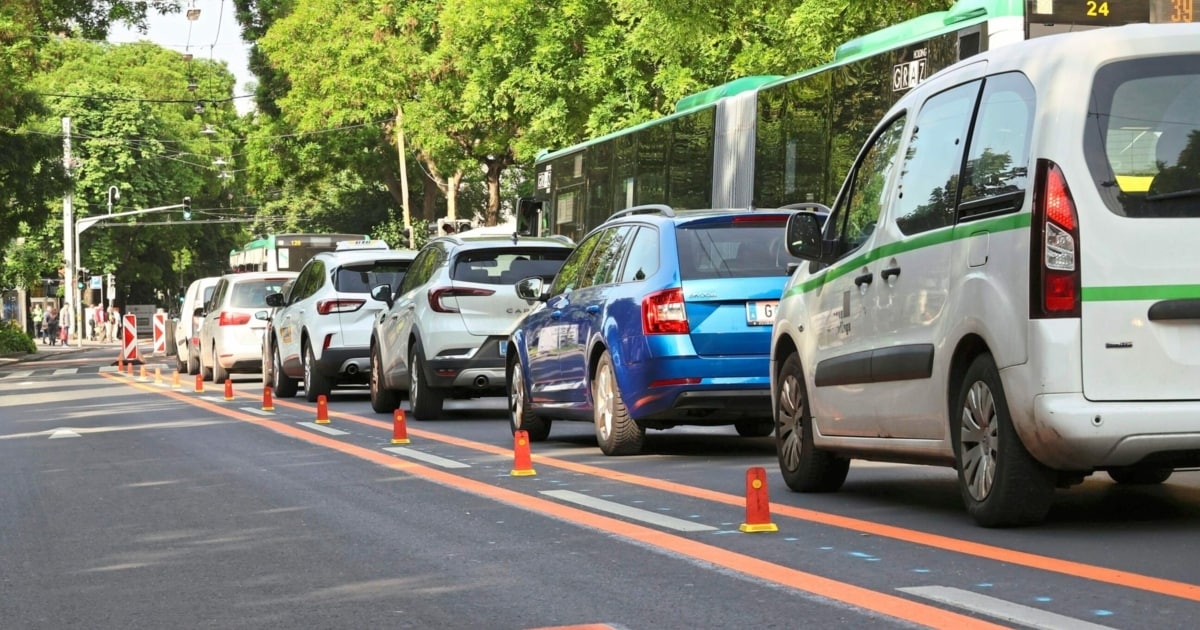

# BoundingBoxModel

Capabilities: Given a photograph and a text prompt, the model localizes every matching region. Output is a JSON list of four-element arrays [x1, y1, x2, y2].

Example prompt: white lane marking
[[52, 368, 79, 376], [49, 428, 81, 439], [199, 396, 225, 403], [6, 371, 34, 379], [540, 489, 717, 532], [240, 407, 274, 416], [98, 366, 119, 373], [297, 422, 349, 436], [898, 586, 1118, 630], [383, 447, 471, 469]]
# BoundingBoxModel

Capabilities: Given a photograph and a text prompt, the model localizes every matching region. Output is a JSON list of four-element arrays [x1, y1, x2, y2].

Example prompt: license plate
[[746, 301, 778, 326], [499, 340, 508, 356]]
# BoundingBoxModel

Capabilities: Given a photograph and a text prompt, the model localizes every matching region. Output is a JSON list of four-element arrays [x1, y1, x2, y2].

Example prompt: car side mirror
[[515, 277, 547, 302], [265, 292, 284, 308], [370, 283, 394, 309], [254, 310, 270, 321], [785, 211, 832, 263]]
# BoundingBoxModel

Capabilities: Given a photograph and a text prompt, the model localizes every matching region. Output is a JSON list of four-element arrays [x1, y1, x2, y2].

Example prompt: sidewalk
[[0, 338, 126, 368]]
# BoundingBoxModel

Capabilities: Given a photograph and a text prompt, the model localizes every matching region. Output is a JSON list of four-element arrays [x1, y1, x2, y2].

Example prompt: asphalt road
[[3, 346, 1199, 629]]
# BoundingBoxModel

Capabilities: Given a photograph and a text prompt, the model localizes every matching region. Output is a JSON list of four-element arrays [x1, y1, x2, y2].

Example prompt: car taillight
[[316, 299, 366, 315], [428, 287, 496, 314], [1030, 159, 1080, 318], [218, 311, 251, 326], [642, 288, 689, 334]]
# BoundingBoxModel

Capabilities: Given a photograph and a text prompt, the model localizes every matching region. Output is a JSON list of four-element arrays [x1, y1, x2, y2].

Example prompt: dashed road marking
[[297, 422, 349, 436], [541, 489, 717, 533], [383, 446, 471, 468], [240, 407, 274, 416], [898, 585, 1118, 630]]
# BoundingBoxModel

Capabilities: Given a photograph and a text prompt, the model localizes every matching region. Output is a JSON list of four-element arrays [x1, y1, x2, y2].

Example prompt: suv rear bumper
[[315, 346, 370, 379], [424, 337, 507, 393]]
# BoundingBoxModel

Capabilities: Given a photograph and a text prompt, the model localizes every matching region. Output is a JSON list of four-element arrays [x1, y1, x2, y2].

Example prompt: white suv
[[369, 234, 573, 418], [770, 23, 1200, 527], [265, 241, 416, 402]]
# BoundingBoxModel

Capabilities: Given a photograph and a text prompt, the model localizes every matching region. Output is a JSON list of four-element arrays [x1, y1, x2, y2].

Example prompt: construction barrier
[[152, 312, 167, 355], [122, 314, 141, 364]]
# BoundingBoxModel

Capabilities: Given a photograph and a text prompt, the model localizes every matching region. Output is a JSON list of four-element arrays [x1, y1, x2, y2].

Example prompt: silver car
[[197, 271, 297, 382]]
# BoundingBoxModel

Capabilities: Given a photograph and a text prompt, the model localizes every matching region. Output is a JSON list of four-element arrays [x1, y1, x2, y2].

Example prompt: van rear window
[[1085, 54, 1200, 218]]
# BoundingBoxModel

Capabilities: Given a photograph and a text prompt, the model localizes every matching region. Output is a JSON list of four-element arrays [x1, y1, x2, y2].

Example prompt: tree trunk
[[485, 159, 504, 227]]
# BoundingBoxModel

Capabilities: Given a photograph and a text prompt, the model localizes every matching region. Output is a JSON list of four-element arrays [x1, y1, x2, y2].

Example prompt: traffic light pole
[[72, 202, 187, 348]]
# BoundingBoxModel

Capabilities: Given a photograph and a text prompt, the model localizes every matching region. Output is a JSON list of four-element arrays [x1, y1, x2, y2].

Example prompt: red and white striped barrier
[[122, 314, 140, 363], [152, 312, 166, 355]]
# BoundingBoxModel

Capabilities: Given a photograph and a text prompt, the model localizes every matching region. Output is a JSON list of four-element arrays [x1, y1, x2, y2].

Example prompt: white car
[[770, 23, 1200, 527], [369, 234, 573, 419], [265, 241, 417, 401], [175, 276, 220, 375], [197, 271, 297, 382]]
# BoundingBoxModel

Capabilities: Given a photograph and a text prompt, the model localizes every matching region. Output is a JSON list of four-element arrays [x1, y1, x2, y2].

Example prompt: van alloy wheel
[[775, 352, 848, 492]]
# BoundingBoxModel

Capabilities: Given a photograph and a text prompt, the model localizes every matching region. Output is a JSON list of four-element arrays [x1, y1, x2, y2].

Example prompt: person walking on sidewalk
[[58, 303, 72, 345], [32, 305, 43, 343], [93, 303, 106, 341], [44, 305, 59, 346]]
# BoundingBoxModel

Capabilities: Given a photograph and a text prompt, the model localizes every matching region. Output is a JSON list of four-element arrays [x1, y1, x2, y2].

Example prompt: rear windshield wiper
[[1146, 187, 1200, 202]]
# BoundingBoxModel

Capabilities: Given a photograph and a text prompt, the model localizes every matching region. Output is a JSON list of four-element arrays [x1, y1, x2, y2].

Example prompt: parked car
[[265, 241, 417, 401], [197, 271, 298, 382], [369, 233, 573, 418], [175, 276, 220, 375], [770, 23, 1200, 527], [507, 205, 804, 455]]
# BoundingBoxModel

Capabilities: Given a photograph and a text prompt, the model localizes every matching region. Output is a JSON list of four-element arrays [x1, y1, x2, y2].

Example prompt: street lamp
[[107, 186, 119, 214]]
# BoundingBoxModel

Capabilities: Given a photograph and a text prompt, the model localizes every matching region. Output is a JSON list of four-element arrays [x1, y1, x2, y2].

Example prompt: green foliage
[[0, 318, 35, 354]]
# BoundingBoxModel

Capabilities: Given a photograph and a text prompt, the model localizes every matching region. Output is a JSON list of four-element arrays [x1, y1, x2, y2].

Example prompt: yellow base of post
[[738, 522, 779, 533], [391, 438, 411, 444], [510, 468, 537, 477]]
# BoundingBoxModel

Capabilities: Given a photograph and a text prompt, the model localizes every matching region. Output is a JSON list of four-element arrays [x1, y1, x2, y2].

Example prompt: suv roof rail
[[609, 204, 676, 220], [548, 234, 574, 246]]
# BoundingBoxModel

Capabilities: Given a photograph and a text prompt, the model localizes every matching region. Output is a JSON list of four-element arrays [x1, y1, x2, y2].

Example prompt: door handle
[[881, 266, 901, 282], [854, 272, 873, 288]]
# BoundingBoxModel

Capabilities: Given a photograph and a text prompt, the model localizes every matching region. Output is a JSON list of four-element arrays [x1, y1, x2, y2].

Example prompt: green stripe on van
[[1082, 285, 1200, 301], [783, 212, 1032, 298]]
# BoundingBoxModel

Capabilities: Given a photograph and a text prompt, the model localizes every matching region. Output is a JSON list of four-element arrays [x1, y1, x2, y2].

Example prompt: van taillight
[[1030, 160, 1081, 318], [642, 288, 689, 334], [218, 311, 250, 326]]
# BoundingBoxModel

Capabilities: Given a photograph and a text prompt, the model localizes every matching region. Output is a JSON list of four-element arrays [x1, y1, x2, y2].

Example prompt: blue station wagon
[[506, 205, 811, 455]]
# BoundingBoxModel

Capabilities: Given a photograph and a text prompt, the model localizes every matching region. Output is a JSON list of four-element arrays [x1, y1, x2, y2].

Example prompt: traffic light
[[182, 196, 192, 220]]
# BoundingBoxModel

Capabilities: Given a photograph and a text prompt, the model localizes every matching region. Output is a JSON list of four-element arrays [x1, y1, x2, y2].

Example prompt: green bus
[[228, 233, 368, 273], [519, 0, 1196, 241]]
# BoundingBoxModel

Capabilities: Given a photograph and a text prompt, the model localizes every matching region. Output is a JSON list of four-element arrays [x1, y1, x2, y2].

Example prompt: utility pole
[[61, 117, 78, 345], [396, 104, 412, 248]]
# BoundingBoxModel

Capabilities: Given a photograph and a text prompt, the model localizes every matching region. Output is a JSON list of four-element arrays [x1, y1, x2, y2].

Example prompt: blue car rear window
[[677, 223, 796, 279]]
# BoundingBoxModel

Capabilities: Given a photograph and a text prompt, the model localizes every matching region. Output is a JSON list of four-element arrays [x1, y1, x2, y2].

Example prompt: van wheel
[[509, 357, 551, 441], [593, 352, 643, 456], [734, 419, 774, 437], [187, 347, 200, 375], [370, 343, 398, 413], [953, 353, 1055, 527], [200, 349, 213, 381], [211, 347, 228, 383], [775, 352, 848, 492], [272, 345, 298, 398], [1107, 467, 1173, 485], [408, 344, 444, 420], [303, 341, 332, 402]]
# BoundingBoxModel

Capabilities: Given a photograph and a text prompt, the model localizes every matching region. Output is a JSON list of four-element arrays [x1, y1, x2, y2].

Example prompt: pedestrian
[[32, 304, 43, 343], [44, 305, 58, 346], [59, 302, 72, 345], [94, 303, 106, 342], [107, 302, 120, 343]]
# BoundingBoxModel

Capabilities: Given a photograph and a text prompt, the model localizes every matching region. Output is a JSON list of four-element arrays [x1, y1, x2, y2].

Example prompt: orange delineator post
[[223, 378, 234, 401], [138, 365, 148, 382], [172, 371, 181, 389], [315, 395, 330, 424], [126, 361, 134, 377], [262, 386, 275, 411], [739, 466, 779, 533], [391, 408, 410, 444], [194, 374, 204, 393], [510, 430, 536, 477], [154, 366, 163, 385]]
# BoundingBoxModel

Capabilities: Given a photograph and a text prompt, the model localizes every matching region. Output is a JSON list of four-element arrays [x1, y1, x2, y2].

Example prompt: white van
[[175, 276, 220, 375], [771, 23, 1200, 527]]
